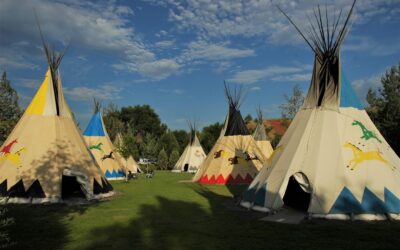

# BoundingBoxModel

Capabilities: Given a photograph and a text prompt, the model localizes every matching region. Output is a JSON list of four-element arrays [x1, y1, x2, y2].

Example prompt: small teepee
[[193, 83, 267, 184], [114, 133, 142, 174], [241, 0, 400, 220], [0, 32, 113, 203], [172, 121, 206, 173], [253, 107, 274, 159], [83, 100, 126, 180]]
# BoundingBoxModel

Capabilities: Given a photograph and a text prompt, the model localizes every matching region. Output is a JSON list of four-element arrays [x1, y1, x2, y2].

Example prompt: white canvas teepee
[[253, 107, 274, 160], [172, 122, 206, 173], [83, 100, 127, 180], [114, 133, 142, 174], [0, 39, 113, 203], [241, 0, 400, 220], [193, 83, 267, 184]]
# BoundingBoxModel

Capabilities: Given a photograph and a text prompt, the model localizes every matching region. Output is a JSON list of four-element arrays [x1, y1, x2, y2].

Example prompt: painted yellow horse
[[0, 148, 27, 168], [344, 143, 394, 171], [214, 149, 231, 159]]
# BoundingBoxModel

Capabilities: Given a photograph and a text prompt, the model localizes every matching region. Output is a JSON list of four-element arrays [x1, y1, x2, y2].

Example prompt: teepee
[[241, 0, 400, 220], [193, 83, 267, 184], [0, 34, 113, 203], [114, 133, 142, 174], [172, 121, 206, 173], [83, 100, 126, 180], [253, 107, 274, 159]]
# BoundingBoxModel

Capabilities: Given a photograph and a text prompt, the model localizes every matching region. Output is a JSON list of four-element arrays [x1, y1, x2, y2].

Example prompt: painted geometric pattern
[[242, 182, 267, 207], [198, 174, 253, 185], [83, 112, 105, 136], [104, 170, 126, 179], [330, 187, 400, 214]]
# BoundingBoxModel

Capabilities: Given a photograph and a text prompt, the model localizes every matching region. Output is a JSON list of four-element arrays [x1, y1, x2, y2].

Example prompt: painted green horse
[[89, 142, 104, 152], [352, 120, 382, 143]]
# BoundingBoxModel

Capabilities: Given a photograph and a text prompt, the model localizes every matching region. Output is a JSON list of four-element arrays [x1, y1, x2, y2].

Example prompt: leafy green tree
[[103, 102, 124, 142], [172, 129, 188, 153], [279, 84, 304, 120], [120, 105, 167, 137], [0, 72, 21, 145], [140, 134, 158, 160], [157, 131, 179, 156], [366, 63, 400, 155], [271, 134, 282, 148], [244, 114, 253, 123], [169, 149, 180, 169], [200, 122, 223, 153], [157, 148, 168, 170]]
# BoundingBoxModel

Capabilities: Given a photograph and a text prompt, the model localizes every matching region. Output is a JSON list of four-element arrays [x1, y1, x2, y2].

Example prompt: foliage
[[271, 134, 282, 148], [366, 63, 400, 155], [0, 72, 21, 145], [169, 149, 180, 168], [279, 84, 304, 120], [200, 122, 223, 153], [119, 105, 167, 137], [244, 114, 253, 123], [157, 148, 168, 170], [103, 103, 124, 142], [172, 130, 188, 154], [157, 131, 179, 156]]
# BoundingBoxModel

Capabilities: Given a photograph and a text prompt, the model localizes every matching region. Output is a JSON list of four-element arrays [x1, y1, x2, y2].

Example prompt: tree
[[157, 131, 179, 156], [103, 102, 124, 142], [169, 149, 180, 169], [157, 148, 168, 170], [200, 122, 223, 153], [0, 72, 21, 145], [119, 105, 167, 137], [172, 129, 188, 154], [366, 63, 400, 155], [244, 114, 253, 123], [279, 84, 304, 120]]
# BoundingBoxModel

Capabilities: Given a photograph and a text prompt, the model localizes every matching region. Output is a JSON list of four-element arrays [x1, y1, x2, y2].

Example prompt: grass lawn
[[3, 171, 400, 249]]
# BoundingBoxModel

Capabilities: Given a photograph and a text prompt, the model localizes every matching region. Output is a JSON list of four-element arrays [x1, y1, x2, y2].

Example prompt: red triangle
[[233, 174, 244, 184], [243, 174, 253, 184], [215, 174, 227, 184], [198, 175, 209, 184], [208, 175, 216, 184]]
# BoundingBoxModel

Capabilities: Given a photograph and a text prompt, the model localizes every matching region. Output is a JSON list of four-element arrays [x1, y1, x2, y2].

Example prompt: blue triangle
[[104, 170, 113, 178], [83, 112, 106, 136], [330, 187, 363, 214], [340, 71, 364, 110], [384, 188, 400, 212], [242, 182, 259, 202], [253, 183, 267, 207], [360, 188, 387, 213]]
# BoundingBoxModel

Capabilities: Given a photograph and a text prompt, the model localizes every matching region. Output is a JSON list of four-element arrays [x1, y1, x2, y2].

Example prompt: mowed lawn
[[4, 171, 400, 249]]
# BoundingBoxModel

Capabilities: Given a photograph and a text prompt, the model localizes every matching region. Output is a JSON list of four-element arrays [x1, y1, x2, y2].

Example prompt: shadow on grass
[[5, 203, 94, 249]]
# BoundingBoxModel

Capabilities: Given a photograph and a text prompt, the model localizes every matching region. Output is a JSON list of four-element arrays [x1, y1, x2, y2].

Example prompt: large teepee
[[0, 36, 113, 203], [193, 83, 267, 184], [83, 100, 127, 180], [241, 0, 400, 220], [253, 107, 274, 159], [114, 133, 142, 174], [172, 121, 206, 173]]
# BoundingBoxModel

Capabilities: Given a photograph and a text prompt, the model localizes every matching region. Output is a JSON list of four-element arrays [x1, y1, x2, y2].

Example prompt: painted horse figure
[[214, 150, 230, 159], [101, 151, 114, 161], [1, 139, 18, 154], [344, 142, 394, 171], [89, 142, 104, 152]]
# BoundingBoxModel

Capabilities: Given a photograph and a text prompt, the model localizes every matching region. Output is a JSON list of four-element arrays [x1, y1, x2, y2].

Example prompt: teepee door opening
[[61, 176, 86, 199], [184, 164, 189, 172], [283, 173, 311, 212]]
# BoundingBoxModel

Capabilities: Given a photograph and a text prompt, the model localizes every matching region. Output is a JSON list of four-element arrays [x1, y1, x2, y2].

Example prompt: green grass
[[3, 171, 400, 249]]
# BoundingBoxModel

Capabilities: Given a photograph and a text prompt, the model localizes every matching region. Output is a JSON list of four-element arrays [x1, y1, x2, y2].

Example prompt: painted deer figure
[[89, 142, 104, 152], [101, 151, 114, 161], [344, 142, 394, 171]]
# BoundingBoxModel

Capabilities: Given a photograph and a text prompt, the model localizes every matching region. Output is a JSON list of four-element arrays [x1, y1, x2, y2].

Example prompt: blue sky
[[1, 0, 399, 131]]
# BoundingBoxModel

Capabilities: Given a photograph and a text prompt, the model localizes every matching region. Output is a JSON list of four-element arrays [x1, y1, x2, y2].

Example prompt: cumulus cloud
[[0, 0, 180, 80], [64, 84, 122, 101], [352, 74, 382, 103], [137, 59, 180, 80], [229, 65, 308, 84]]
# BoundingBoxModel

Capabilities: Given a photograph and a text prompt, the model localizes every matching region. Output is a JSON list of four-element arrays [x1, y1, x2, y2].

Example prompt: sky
[[0, 0, 399, 131]]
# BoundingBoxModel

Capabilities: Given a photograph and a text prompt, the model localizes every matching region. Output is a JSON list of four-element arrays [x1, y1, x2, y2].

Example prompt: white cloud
[[137, 59, 180, 80], [0, 0, 179, 80], [64, 84, 122, 101], [154, 40, 175, 49], [229, 65, 306, 84], [352, 74, 381, 103], [158, 88, 184, 95], [271, 73, 311, 82], [250, 86, 261, 91]]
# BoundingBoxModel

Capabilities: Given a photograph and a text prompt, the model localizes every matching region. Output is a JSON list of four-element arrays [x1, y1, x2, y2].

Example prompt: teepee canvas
[[0, 38, 113, 203], [114, 133, 142, 174], [253, 107, 274, 159], [172, 122, 206, 173], [193, 83, 267, 184], [241, 1, 400, 220], [83, 101, 127, 180]]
